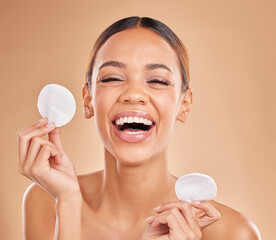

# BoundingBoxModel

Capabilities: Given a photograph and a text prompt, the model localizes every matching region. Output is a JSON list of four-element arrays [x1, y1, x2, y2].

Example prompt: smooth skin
[[17, 27, 261, 239]]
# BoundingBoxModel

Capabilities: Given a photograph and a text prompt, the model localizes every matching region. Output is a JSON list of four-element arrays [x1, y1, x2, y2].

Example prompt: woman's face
[[85, 27, 192, 165]]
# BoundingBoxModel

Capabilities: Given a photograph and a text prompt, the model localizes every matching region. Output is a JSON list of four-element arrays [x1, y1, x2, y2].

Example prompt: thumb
[[48, 127, 64, 153]]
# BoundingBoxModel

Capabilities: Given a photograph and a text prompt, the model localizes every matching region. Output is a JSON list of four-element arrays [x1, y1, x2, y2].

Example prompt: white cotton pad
[[175, 173, 217, 203], [37, 84, 76, 127]]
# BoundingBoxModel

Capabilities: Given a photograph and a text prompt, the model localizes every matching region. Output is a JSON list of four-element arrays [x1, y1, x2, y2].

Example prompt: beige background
[[1, 0, 275, 239]]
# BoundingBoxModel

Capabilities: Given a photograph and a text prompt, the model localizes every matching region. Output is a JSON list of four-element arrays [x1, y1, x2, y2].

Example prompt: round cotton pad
[[175, 173, 217, 203], [37, 84, 76, 127]]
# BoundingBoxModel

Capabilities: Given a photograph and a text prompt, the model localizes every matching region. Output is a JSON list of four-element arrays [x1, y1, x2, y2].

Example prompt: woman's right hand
[[16, 117, 81, 202]]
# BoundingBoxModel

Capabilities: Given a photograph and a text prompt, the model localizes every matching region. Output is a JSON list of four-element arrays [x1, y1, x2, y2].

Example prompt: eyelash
[[100, 78, 170, 86]]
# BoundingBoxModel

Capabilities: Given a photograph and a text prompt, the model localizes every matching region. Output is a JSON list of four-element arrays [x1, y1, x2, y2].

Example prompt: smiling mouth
[[112, 121, 156, 132]]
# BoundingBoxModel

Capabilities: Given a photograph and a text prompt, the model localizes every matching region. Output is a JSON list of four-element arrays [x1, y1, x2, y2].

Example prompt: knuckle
[[42, 144, 51, 151], [180, 202, 191, 212], [181, 201, 191, 208], [182, 201, 190, 206], [18, 134, 27, 142], [171, 207, 179, 214], [18, 166, 25, 175], [32, 136, 41, 143], [22, 166, 31, 175]]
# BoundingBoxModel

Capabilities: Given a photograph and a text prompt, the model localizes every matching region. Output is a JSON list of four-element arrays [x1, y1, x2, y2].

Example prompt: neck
[[99, 148, 178, 222]]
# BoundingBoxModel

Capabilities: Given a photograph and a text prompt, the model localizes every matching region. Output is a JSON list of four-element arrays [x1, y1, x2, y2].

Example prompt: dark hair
[[86, 16, 190, 93]]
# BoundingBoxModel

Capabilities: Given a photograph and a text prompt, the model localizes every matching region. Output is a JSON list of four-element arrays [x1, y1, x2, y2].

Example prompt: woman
[[17, 16, 260, 239]]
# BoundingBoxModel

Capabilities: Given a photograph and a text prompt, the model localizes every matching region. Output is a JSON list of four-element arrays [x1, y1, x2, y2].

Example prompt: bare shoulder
[[22, 182, 56, 239], [202, 200, 261, 240], [22, 170, 103, 239]]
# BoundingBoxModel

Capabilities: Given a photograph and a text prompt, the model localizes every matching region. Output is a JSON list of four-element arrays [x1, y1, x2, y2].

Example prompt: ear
[[82, 83, 94, 119], [176, 87, 193, 123]]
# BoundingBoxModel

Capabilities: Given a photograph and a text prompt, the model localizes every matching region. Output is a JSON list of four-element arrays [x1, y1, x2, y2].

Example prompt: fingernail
[[46, 122, 55, 128], [153, 205, 161, 211], [145, 216, 154, 221], [39, 117, 46, 123], [192, 201, 201, 204]]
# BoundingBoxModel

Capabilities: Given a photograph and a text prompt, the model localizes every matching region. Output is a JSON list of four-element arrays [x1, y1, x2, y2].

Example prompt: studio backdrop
[[0, 0, 275, 239]]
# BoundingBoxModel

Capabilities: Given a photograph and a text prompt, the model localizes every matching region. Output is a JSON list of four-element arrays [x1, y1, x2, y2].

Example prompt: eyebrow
[[98, 60, 173, 74]]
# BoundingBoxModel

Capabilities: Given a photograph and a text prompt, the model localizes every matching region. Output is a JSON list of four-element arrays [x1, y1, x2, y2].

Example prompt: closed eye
[[100, 78, 122, 82], [100, 78, 170, 86], [148, 79, 170, 85]]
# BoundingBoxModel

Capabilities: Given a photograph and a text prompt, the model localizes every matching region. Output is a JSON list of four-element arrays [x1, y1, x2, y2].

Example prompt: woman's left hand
[[141, 200, 221, 240]]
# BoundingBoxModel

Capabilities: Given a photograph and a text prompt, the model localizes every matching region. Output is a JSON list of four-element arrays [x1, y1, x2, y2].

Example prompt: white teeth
[[124, 131, 145, 134], [120, 118, 124, 125], [133, 116, 139, 122], [115, 116, 153, 126]]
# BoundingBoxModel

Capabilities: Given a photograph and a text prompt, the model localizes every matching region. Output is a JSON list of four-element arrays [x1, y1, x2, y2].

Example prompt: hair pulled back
[[86, 16, 190, 93]]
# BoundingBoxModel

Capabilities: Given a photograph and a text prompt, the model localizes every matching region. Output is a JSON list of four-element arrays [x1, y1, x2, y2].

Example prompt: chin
[[112, 147, 156, 167]]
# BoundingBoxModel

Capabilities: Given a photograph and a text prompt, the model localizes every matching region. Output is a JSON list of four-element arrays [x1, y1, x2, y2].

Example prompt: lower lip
[[112, 123, 155, 143]]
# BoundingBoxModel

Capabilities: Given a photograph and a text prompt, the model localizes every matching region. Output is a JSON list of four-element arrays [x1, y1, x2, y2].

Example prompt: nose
[[119, 81, 149, 105]]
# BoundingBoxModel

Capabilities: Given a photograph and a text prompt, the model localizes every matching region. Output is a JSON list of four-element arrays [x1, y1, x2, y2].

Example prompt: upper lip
[[112, 110, 156, 123]]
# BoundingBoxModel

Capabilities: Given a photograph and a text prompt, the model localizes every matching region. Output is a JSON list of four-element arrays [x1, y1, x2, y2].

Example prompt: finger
[[178, 202, 202, 238], [30, 144, 61, 178], [154, 202, 201, 238], [155, 200, 218, 220], [17, 122, 56, 166], [153, 200, 184, 212], [48, 127, 64, 152], [150, 211, 186, 239], [191, 201, 221, 228], [167, 208, 192, 234], [16, 117, 48, 140], [29, 144, 61, 192], [16, 118, 48, 164], [24, 137, 61, 173], [148, 208, 187, 229]]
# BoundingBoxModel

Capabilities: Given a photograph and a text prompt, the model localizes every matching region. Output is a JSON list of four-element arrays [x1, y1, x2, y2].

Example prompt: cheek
[[154, 91, 178, 122], [94, 87, 118, 113], [153, 91, 178, 141]]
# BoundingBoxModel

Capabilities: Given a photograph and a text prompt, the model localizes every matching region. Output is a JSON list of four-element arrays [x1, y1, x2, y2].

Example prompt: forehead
[[93, 27, 179, 71]]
